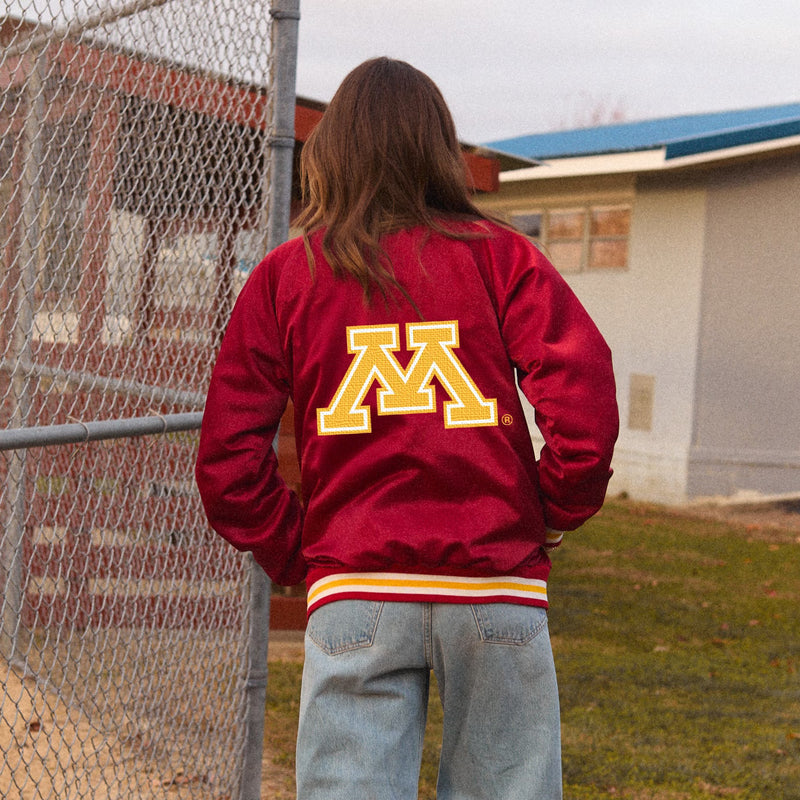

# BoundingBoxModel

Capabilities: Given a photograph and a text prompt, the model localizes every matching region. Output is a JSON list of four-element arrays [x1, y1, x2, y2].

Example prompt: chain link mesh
[[1, 2, 279, 796]]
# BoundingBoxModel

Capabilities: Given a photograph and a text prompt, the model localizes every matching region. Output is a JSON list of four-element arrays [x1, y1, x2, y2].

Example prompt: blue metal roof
[[485, 103, 800, 161]]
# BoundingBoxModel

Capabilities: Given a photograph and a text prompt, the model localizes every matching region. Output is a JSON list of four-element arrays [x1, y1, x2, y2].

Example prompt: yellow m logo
[[317, 321, 498, 435]]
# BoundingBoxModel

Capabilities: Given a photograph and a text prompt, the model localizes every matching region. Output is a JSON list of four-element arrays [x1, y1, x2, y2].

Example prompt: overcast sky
[[295, 0, 800, 144], [7, 0, 798, 145]]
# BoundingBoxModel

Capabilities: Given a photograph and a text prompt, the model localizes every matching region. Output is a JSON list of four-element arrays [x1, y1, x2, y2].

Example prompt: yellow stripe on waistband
[[307, 572, 548, 608]]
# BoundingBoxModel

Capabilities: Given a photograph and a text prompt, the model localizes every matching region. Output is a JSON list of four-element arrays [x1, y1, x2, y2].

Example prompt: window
[[510, 203, 631, 273]]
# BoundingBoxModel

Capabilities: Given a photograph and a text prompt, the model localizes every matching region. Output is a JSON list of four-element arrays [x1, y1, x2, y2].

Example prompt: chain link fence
[[1, 1, 299, 797]]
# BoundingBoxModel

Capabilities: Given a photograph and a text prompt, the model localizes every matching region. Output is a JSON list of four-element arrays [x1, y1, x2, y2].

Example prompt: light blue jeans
[[296, 600, 562, 799]]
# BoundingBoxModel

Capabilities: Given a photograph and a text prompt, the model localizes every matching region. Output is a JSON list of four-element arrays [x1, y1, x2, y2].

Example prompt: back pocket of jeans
[[471, 603, 548, 645], [307, 600, 384, 655]]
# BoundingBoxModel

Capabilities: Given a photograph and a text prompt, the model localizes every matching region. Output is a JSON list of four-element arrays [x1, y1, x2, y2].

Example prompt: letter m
[[317, 322, 497, 435]]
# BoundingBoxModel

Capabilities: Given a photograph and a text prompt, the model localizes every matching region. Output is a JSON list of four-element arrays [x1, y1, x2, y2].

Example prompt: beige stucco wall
[[609, 180, 707, 502]]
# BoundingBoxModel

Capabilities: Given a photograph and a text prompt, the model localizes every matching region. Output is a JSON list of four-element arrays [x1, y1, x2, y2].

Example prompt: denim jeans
[[296, 600, 562, 799]]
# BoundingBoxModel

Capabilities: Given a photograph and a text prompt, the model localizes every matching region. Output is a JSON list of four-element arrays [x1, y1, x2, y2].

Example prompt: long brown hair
[[296, 57, 491, 303]]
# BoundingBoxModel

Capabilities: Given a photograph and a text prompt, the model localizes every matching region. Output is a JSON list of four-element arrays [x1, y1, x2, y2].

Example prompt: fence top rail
[[0, 412, 203, 451]]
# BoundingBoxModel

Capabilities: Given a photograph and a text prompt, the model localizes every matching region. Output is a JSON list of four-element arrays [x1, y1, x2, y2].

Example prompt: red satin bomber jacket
[[195, 221, 619, 615]]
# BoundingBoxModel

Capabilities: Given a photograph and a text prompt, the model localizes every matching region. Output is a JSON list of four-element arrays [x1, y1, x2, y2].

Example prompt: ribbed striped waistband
[[306, 571, 548, 616]]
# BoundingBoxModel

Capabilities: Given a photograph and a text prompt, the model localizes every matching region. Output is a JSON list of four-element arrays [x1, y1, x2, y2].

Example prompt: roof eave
[[464, 144, 539, 173], [664, 117, 800, 159], [499, 149, 666, 181], [500, 133, 800, 182]]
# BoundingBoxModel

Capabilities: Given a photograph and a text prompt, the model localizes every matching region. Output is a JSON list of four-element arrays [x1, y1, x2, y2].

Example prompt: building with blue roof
[[477, 104, 800, 505]]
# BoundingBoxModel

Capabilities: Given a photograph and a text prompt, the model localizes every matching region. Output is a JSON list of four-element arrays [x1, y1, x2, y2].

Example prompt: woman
[[196, 57, 618, 799]]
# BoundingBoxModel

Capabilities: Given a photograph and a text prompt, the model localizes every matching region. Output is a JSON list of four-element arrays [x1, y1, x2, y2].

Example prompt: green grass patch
[[265, 500, 800, 798], [551, 500, 800, 799]]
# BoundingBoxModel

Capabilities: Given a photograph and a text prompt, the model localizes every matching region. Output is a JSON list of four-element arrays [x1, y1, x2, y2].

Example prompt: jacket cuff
[[544, 528, 564, 549]]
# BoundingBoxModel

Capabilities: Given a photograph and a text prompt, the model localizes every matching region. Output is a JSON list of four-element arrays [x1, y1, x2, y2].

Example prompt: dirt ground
[[0, 662, 216, 800], [0, 633, 305, 800], [676, 496, 800, 541]]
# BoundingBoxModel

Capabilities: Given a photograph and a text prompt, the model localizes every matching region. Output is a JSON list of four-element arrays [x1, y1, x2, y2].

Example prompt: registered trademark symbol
[[501, 414, 513, 426]]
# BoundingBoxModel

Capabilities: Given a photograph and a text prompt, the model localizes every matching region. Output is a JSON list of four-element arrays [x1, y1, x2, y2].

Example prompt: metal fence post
[[265, 0, 301, 251], [238, 2, 300, 799], [1, 49, 46, 662]]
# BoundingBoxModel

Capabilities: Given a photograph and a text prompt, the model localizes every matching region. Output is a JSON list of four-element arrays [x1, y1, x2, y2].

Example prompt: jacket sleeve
[[488, 232, 619, 532], [194, 263, 306, 586]]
